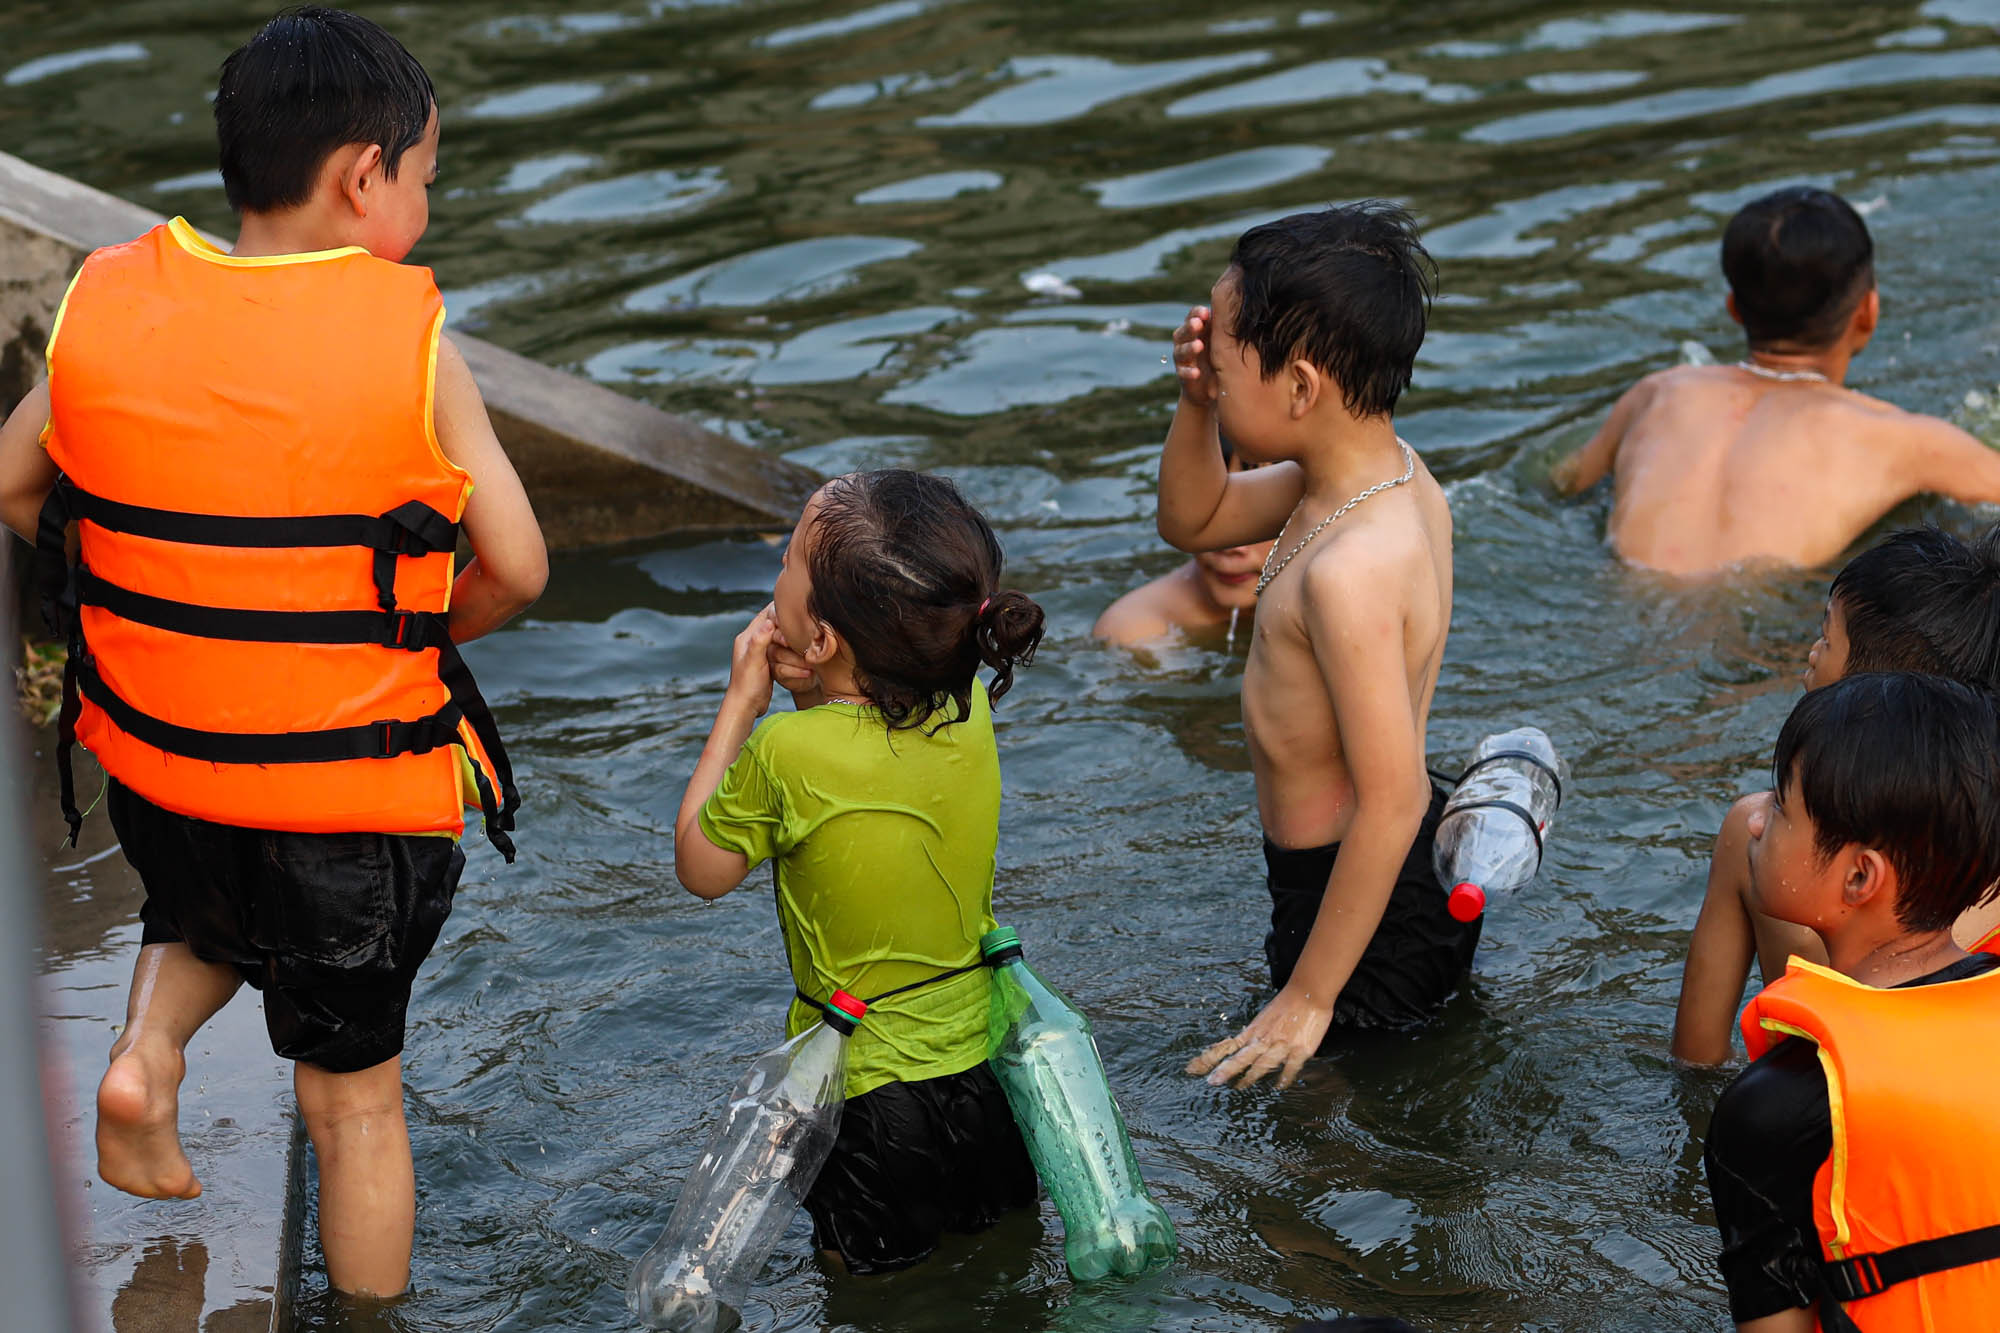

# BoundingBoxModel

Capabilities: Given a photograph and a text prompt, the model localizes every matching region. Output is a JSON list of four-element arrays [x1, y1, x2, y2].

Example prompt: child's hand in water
[[1172, 304, 1217, 406], [724, 604, 780, 717], [1185, 985, 1333, 1091]]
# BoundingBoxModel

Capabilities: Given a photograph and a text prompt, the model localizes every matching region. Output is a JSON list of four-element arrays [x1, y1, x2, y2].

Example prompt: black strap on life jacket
[[35, 475, 518, 860], [1814, 1222, 2000, 1332]]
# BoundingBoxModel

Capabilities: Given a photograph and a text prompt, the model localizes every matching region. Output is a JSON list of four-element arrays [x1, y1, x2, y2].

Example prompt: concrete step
[[34, 735, 298, 1333]]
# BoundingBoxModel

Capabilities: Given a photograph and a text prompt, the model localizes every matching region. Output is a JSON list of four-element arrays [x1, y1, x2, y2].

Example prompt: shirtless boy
[[1554, 186, 2000, 575], [1160, 203, 1471, 1090], [1095, 438, 1273, 647]]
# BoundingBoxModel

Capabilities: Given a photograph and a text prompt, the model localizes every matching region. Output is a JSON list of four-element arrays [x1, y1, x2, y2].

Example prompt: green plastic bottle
[[981, 927, 1176, 1280]]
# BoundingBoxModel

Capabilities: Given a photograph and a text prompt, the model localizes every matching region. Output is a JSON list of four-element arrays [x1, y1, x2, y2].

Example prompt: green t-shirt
[[698, 683, 1001, 1098]]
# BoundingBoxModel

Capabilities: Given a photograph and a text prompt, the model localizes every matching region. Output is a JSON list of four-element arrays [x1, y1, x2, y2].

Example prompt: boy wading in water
[[1160, 204, 1470, 1089], [0, 7, 545, 1297], [1554, 186, 2000, 575]]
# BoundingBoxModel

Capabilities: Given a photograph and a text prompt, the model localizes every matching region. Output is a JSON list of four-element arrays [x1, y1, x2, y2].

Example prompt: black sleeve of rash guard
[[1702, 1036, 1831, 1323]]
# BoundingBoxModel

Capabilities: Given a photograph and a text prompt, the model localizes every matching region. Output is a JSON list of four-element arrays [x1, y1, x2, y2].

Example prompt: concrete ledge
[[0, 150, 818, 545]]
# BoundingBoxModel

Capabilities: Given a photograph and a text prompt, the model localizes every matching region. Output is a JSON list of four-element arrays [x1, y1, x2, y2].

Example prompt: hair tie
[[978, 596, 992, 617]]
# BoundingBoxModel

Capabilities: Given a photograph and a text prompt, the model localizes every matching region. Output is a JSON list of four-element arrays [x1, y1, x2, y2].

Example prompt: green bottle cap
[[980, 926, 1022, 960]]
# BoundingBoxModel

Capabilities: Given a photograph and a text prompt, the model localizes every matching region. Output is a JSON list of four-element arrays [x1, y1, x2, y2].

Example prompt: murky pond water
[[10, 1, 2000, 1329]]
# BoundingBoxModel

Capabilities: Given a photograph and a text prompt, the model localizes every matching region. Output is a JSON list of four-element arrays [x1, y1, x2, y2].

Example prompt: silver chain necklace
[[1256, 442, 1416, 598], [1735, 359, 1827, 384]]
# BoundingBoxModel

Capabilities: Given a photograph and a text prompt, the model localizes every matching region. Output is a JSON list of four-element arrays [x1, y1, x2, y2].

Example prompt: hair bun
[[975, 588, 1045, 703]]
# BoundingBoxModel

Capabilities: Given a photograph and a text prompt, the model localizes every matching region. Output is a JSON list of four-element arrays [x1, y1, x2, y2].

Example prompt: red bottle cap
[[827, 990, 868, 1021], [1446, 882, 1486, 923]]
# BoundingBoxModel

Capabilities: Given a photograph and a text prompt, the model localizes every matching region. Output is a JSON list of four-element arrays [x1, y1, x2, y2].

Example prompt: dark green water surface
[[9, 1, 2000, 1329]]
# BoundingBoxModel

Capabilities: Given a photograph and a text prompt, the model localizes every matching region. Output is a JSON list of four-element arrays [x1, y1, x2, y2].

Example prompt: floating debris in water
[[1854, 194, 1890, 216], [1022, 271, 1081, 299]]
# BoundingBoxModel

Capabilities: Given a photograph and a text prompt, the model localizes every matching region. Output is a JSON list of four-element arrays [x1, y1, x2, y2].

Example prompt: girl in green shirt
[[674, 469, 1046, 1274]]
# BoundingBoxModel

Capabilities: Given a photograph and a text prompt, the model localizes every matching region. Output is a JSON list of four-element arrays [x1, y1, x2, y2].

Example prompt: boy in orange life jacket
[[0, 7, 546, 1299], [1670, 526, 2000, 1065], [1704, 673, 2000, 1332]]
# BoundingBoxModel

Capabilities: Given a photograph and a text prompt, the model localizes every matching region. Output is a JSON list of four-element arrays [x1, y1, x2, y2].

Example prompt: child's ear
[[339, 142, 386, 217], [804, 618, 844, 667], [1845, 846, 1891, 910], [1725, 292, 1744, 328], [1289, 359, 1322, 419], [1852, 288, 1880, 340]]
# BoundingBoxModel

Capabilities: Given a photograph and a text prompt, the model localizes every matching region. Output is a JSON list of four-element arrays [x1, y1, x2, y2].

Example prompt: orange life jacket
[[1973, 922, 2000, 956], [38, 218, 516, 856], [1739, 958, 2000, 1331]]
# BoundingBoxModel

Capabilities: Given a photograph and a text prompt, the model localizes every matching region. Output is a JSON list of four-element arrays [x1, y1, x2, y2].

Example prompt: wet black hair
[[806, 470, 1044, 732], [1721, 186, 1875, 351], [1831, 526, 2000, 684], [1227, 201, 1436, 419], [215, 6, 436, 214], [1772, 672, 2000, 933]]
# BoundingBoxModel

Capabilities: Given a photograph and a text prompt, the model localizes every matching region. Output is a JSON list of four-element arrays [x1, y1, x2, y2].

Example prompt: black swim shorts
[[108, 780, 463, 1074], [1263, 782, 1481, 1037], [804, 1060, 1037, 1274]]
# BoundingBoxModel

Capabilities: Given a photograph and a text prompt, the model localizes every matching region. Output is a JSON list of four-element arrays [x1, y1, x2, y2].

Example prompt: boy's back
[[1585, 363, 2000, 574], [1557, 185, 2000, 575]]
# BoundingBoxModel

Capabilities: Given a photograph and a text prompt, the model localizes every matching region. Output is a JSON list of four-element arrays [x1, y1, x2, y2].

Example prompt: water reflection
[[111, 1238, 272, 1333]]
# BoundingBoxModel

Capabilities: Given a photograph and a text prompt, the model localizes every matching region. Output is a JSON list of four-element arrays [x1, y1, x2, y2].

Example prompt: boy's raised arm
[[433, 336, 549, 643], [1190, 548, 1431, 1089], [0, 383, 58, 542], [1156, 305, 1303, 551]]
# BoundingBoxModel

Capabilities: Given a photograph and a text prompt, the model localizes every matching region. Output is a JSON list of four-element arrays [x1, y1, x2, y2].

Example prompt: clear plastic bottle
[[626, 991, 867, 1332], [1431, 726, 1567, 923], [980, 927, 1175, 1281]]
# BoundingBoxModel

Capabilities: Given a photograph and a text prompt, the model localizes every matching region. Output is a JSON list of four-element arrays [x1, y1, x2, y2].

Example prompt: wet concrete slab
[[34, 732, 294, 1333], [0, 147, 819, 546]]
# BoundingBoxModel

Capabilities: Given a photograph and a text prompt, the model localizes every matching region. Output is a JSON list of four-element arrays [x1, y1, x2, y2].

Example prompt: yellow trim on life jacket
[[164, 215, 368, 268], [1758, 1013, 1854, 1258], [419, 306, 471, 492], [38, 266, 88, 451]]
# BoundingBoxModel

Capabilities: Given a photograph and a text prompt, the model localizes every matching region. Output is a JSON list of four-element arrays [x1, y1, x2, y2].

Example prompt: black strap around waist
[[795, 958, 990, 1017], [77, 660, 464, 765], [1816, 1222, 2000, 1331]]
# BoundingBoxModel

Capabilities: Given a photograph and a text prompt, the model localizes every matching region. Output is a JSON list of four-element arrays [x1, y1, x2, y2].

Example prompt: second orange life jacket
[[1740, 958, 2000, 1332]]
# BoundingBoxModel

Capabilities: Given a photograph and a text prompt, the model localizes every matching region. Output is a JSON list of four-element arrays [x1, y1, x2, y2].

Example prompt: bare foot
[[96, 1045, 201, 1199]]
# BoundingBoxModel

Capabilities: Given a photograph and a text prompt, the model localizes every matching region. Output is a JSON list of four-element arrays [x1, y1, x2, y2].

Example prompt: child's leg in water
[[296, 1055, 416, 1298], [97, 941, 242, 1199], [1670, 798, 1826, 1064]]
